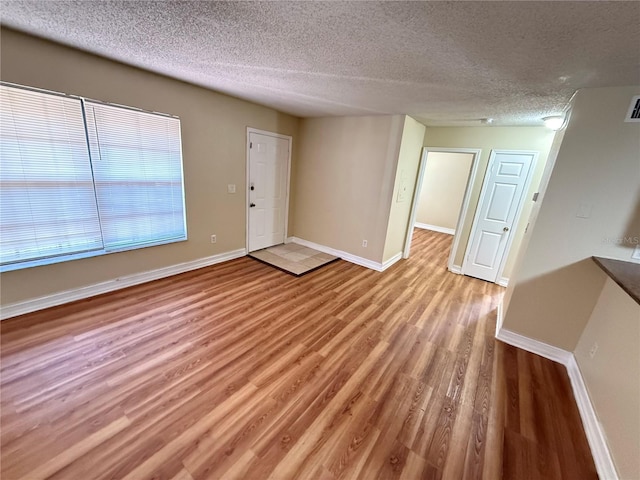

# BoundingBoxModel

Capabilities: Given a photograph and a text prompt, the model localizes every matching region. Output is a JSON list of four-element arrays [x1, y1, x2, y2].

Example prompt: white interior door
[[463, 150, 537, 283], [248, 132, 289, 252]]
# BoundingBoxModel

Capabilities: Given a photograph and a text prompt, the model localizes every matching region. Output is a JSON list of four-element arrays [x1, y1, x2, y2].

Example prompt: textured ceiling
[[1, 1, 639, 126]]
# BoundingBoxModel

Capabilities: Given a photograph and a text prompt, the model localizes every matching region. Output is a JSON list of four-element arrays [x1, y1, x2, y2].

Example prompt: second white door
[[248, 131, 289, 252], [463, 150, 537, 283]]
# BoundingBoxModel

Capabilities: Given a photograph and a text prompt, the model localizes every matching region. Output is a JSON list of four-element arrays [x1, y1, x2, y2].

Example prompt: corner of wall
[[376, 115, 407, 262], [382, 116, 426, 262], [502, 85, 640, 350]]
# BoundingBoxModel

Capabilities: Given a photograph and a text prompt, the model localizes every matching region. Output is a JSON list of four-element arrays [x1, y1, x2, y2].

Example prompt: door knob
[[503, 226, 509, 232], [250, 203, 256, 208]]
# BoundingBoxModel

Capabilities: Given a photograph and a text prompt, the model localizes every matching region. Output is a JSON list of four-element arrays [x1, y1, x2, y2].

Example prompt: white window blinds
[[84, 102, 186, 250], [0, 83, 187, 271], [0, 85, 103, 266]]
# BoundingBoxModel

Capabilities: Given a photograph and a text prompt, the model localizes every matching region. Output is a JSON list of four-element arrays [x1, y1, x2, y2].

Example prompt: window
[[85, 101, 187, 251], [0, 83, 187, 271]]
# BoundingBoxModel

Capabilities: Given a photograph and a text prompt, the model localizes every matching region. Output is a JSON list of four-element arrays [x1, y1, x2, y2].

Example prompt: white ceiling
[[1, 1, 639, 126]]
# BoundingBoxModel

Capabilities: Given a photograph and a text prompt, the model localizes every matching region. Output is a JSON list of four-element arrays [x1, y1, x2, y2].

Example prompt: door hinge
[[250, 142, 252, 149]]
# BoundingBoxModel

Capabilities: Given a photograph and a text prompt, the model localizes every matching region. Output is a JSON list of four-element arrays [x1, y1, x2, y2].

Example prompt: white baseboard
[[497, 276, 509, 287], [288, 237, 396, 272], [414, 222, 455, 235], [0, 248, 247, 320], [449, 265, 463, 275], [495, 307, 618, 479], [495, 326, 573, 365], [566, 356, 618, 479], [381, 252, 403, 271]]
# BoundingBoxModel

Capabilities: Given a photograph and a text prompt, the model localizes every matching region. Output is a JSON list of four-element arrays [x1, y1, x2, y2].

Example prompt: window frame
[[0, 82, 188, 273]]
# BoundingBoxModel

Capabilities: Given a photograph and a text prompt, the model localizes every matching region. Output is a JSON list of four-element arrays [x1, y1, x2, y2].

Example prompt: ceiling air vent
[[625, 95, 640, 122]]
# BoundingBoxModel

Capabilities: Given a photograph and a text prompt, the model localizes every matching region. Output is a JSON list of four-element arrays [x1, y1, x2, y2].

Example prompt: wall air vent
[[625, 95, 640, 122]]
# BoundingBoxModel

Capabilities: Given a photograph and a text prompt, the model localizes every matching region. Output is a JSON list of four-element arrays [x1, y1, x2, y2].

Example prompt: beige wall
[[383, 117, 426, 262], [0, 28, 299, 306], [292, 115, 405, 263], [500, 128, 567, 311], [574, 278, 640, 479], [423, 127, 556, 279], [416, 152, 473, 231], [503, 86, 640, 350]]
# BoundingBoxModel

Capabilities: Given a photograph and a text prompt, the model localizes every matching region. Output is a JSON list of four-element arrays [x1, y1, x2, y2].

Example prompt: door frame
[[245, 127, 292, 253], [403, 147, 482, 275], [462, 149, 538, 283]]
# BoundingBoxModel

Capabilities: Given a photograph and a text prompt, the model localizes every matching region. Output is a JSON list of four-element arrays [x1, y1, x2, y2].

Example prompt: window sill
[[1, 237, 188, 273]]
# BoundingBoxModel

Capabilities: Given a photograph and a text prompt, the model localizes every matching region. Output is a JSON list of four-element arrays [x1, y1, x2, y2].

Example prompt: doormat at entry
[[249, 243, 340, 276]]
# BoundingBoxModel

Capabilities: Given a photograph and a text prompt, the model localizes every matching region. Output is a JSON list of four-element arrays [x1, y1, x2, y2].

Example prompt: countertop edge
[[592, 256, 640, 306]]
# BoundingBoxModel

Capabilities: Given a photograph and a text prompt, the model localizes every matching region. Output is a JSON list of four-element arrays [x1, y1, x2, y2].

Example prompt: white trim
[[414, 222, 455, 235], [246, 128, 292, 253], [462, 149, 538, 284], [495, 309, 619, 480], [0, 248, 247, 320], [565, 356, 619, 480], [495, 326, 572, 364], [496, 276, 509, 287], [444, 149, 483, 273], [381, 252, 403, 271], [449, 265, 463, 275], [288, 237, 397, 272]]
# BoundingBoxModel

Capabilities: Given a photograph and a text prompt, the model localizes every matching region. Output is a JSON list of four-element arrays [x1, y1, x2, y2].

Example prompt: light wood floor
[[0, 229, 597, 479]]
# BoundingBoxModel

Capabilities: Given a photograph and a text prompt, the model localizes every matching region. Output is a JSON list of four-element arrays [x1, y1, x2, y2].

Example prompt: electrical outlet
[[227, 184, 236, 194], [362, 239, 368, 248], [210, 235, 217, 244], [589, 342, 598, 359]]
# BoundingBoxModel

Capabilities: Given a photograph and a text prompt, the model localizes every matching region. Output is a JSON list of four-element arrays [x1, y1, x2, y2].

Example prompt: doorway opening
[[404, 148, 482, 272]]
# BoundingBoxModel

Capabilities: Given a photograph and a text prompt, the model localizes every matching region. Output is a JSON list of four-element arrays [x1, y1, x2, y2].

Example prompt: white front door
[[463, 150, 537, 283], [248, 132, 289, 252]]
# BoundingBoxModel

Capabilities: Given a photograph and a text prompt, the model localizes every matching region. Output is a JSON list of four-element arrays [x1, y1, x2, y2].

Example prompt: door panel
[[498, 162, 523, 176], [486, 183, 517, 221], [474, 231, 501, 267], [463, 151, 536, 283], [248, 132, 289, 252]]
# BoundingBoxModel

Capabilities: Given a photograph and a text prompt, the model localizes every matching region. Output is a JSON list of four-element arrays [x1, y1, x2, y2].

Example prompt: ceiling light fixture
[[543, 115, 565, 130]]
